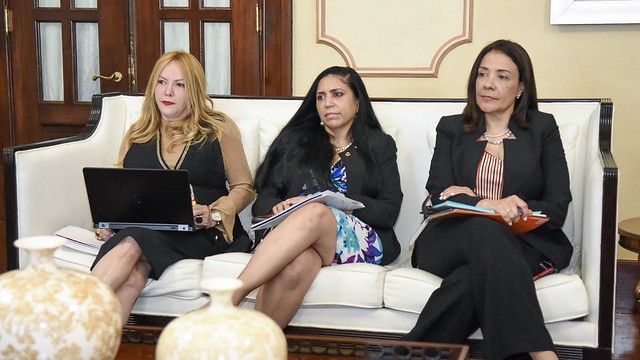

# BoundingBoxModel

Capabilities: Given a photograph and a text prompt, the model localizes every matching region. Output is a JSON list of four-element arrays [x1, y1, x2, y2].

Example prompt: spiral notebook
[[83, 167, 199, 232]]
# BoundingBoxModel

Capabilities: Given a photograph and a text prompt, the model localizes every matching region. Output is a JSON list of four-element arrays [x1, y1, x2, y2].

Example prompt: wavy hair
[[119, 51, 231, 163], [462, 39, 538, 132], [255, 66, 384, 194]]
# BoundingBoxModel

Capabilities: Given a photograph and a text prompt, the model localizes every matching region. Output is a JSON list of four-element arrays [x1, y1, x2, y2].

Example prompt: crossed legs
[[91, 236, 151, 325], [233, 203, 338, 327]]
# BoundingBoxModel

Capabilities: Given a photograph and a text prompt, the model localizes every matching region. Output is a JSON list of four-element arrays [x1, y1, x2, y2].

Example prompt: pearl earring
[[516, 93, 521, 100], [320, 121, 325, 126]]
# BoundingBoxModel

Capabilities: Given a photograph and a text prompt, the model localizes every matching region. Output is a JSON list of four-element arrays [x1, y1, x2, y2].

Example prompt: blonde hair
[[119, 51, 231, 164]]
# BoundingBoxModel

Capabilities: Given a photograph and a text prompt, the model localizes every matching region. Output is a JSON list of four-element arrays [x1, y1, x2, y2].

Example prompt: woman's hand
[[439, 186, 475, 201], [271, 196, 309, 215], [477, 195, 532, 226], [193, 204, 218, 229], [95, 228, 114, 241]]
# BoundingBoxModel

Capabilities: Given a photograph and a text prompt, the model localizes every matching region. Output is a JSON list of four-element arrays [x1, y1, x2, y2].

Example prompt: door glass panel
[[203, 0, 230, 8], [75, 22, 100, 102], [163, 0, 189, 8], [204, 22, 230, 95], [74, 0, 98, 9], [37, 0, 60, 8], [38, 22, 64, 101], [164, 22, 190, 52]]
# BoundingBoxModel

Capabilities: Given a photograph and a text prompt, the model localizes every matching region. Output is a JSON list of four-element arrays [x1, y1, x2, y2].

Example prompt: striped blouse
[[475, 151, 504, 200]]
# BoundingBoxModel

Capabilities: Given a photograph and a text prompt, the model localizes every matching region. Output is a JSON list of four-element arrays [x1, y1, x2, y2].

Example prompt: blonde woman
[[91, 51, 254, 324]]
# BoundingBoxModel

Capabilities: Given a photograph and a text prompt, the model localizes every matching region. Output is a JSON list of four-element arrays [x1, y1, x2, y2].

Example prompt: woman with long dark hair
[[228, 66, 403, 327]]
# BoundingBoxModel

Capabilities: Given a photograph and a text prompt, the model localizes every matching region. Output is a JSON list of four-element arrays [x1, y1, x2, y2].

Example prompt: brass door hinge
[[4, 6, 12, 34]]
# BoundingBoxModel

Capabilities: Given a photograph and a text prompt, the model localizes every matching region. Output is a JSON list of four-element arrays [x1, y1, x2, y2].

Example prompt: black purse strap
[[420, 194, 432, 219]]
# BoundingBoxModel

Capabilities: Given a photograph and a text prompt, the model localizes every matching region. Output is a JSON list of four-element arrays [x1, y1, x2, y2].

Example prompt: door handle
[[92, 71, 123, 83]]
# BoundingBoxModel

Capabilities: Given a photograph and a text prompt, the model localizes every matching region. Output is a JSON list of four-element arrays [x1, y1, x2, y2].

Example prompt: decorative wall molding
[[550, 0, 640, 24], [316, 0, 473, 77]]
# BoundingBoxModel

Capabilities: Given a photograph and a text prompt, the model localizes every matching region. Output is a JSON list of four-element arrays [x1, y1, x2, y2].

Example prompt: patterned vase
[[156, 278, 288, 359], [0, 236, 122, 359]]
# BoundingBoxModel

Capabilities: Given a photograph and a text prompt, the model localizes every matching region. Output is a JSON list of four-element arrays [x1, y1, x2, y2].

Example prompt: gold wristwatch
[[210, 211, 222, 226]]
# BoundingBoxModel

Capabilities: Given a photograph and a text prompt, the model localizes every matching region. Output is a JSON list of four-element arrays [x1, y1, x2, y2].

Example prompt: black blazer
[[253, 128, 403, 265], [426, 110, 574, 269]]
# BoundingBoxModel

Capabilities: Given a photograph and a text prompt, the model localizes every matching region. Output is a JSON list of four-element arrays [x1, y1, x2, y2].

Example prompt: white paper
[[251, 190, 365, 231], [54, 225, 103, 255]]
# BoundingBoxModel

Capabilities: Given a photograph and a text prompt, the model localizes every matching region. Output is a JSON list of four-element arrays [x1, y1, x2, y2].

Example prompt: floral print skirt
[[330, 208, 383, 265]]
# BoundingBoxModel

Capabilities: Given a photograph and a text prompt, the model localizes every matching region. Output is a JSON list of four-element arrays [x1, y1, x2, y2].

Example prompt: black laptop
[[83, 167, 199, 232]]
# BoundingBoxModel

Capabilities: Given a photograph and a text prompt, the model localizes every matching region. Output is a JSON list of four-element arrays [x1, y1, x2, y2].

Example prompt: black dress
[[90, 137, 250, 280]]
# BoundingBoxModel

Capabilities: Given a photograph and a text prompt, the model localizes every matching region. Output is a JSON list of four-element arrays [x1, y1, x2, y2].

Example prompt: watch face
[[212, 212, 222, 222]]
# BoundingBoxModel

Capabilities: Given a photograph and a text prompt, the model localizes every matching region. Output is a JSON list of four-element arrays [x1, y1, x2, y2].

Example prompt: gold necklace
[[334, 142, 352, 153]]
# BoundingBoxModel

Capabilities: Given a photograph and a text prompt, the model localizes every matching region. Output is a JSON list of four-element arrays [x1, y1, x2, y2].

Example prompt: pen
[[190, 184, 197, 206]]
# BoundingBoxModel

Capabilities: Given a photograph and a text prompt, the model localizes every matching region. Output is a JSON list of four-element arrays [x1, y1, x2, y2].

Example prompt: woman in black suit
[[404, 40, 572, 360], [229, 66, 403, 328]]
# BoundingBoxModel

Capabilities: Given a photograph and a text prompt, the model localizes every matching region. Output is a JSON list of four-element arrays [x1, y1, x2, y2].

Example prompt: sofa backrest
[[12, 94, 605, 273], [215, 98, 602, 270]]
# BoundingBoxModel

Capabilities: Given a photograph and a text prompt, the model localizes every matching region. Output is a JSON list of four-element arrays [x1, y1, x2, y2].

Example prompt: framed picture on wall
[[551, 0, 640, 24]]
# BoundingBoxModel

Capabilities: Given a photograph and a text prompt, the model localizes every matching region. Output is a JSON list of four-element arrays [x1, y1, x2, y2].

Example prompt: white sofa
[[3, 93, 618, 359]]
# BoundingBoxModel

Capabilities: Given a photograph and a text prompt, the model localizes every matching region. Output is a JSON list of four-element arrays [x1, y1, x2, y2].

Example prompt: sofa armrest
[[594, 98, 617, 352], [577, 98, 617, 352], [3, 94, 134, 269]]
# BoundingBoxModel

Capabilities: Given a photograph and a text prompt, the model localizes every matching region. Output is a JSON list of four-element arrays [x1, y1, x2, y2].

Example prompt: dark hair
[[462, 39, 538, 132], [255, 66, 383, 194]]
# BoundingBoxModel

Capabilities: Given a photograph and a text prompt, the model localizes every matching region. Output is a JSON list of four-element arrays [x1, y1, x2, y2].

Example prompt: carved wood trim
[[316, 0, 473, 77], [597, 98, 617, 353]]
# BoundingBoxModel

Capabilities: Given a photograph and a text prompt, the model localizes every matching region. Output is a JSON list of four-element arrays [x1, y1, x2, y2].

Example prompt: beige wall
[[292, 1, 640, 259]]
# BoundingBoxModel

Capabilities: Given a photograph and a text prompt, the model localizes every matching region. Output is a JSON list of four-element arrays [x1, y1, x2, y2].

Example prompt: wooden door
[[8, 0, 130, 144], [131, 0, 291, 96], [0, 1, 11, 271], [7, 0, 291, 145], [133, 0, 258, 95]]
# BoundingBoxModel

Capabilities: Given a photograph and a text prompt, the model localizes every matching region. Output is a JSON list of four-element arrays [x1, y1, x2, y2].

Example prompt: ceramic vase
[[0, 236, 122, 359], [156, 278, 288, 359]]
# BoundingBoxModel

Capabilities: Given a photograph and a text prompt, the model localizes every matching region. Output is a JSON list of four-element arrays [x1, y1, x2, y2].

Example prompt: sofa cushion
[[382, 267, 443, 313], [259, 120, 283, 160], [383, 267, 588, 324], [234, 117, 261, 177], [533, 273, 589, 322], [380, 123, 399, 143], [202, 252, 389, 308], [53, 247, 204, 300], [54, 247, 96, 271], [557, 124, 580, 273], [140, 259, 204, 299]]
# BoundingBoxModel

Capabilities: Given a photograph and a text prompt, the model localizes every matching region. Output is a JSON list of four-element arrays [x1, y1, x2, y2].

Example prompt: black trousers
[[403, 216, 554, 360]]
